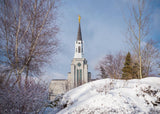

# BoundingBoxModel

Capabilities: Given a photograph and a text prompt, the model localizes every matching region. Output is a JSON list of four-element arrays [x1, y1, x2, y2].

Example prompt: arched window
[[78, 46, 80, 53], [77, 69, 82, 86]]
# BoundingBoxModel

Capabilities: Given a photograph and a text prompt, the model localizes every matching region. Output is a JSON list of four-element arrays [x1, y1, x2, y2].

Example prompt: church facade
[[49, 16, 91, 100]]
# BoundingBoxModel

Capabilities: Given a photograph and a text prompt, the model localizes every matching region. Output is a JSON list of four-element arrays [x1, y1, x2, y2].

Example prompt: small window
[[78, 46, 80, 53]]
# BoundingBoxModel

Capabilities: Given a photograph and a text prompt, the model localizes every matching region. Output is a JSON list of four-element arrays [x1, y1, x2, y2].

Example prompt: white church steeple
[[67, 15, 91, 89], [74, 15, 84, 58]]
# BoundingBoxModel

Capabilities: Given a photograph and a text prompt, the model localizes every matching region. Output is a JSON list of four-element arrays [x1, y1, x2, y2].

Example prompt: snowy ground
[[49, 77, 160, 114]]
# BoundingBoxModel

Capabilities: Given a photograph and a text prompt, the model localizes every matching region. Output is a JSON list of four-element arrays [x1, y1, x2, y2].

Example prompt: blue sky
[[42, 0, 160, 81]]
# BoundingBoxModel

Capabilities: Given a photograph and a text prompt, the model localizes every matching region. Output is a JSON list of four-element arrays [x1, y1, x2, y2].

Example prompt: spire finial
[[78, 15, 81, 23]]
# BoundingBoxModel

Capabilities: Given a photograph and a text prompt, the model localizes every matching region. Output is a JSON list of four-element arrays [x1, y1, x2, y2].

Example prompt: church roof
[[51, 79, 67, 81], [77, 23, 82, 41]]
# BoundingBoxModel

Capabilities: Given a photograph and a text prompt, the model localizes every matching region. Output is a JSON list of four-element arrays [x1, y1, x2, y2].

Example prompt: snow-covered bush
[[138, 86, 160, 107], [50, 94, 64, 108], [96, 80, 115, 94], [0, 77, 48, 114], [42, 94, 66, 114]]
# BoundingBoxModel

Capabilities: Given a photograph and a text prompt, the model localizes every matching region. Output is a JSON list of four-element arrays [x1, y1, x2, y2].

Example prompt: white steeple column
[[74, 40, 84, 58]]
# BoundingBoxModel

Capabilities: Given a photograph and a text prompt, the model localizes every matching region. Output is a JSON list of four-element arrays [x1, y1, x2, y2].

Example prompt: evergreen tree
[[141, 65, 147, 78], [132, 62, 139, 79], [122, 52, 133, 80]]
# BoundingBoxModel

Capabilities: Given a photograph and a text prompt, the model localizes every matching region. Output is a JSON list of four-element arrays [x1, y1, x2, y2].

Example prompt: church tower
[[74, 16, 83, 58], [68, 16, 91, 89]]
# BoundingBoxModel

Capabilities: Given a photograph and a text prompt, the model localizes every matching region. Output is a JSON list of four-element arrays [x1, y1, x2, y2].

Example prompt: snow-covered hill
[[50, 77, 160, 114]]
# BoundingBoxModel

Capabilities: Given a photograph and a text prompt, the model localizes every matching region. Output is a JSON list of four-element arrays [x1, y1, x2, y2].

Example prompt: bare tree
[[0, 0, 59, 88], [124, 0, 151, 79], [96, 52, 124, 79], [141, 39, 160, 76]]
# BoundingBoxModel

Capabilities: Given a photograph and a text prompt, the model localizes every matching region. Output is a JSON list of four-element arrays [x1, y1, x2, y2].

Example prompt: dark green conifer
[[122, 52, 133, 80], [132, 62, 139, 79]]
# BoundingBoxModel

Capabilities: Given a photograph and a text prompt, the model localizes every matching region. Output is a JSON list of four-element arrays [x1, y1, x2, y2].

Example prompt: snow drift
[[51, 77, 160, 113]]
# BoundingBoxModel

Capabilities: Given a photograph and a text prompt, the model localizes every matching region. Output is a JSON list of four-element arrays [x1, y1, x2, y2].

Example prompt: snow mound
[[58, 77, 160, 114]]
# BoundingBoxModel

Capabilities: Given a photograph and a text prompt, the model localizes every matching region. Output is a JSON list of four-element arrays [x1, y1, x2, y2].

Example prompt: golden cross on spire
[[78, 15, 81, 23]]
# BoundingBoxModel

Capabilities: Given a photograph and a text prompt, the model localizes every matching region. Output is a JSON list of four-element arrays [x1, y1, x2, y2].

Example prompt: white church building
[[49, 16, 91, 100]]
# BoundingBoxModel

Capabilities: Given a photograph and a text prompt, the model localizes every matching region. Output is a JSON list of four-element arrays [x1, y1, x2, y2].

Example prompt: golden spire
[[78, 15, 81, 23]]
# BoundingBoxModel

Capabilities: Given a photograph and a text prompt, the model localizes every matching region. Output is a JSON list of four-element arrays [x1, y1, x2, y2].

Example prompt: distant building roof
[[51, 79, 67, 81]]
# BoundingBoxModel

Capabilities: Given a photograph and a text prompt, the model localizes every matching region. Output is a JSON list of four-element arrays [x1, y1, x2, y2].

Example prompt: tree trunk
[[12, 73, 21, 89], [25, 65, 29, 88]]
